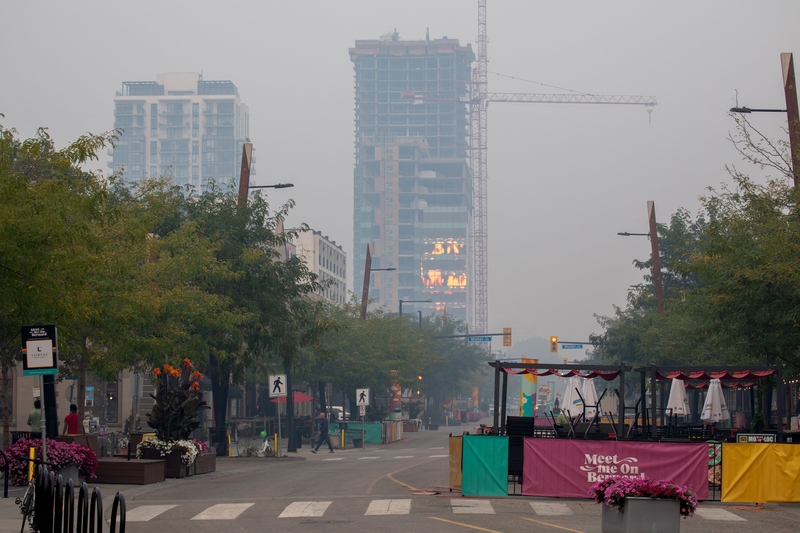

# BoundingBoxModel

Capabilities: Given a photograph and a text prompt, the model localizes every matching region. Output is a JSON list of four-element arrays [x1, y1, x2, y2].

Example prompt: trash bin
[[352, 437, 364, 449], [295, 425, 303, 449], [209, 427, 228, 457]]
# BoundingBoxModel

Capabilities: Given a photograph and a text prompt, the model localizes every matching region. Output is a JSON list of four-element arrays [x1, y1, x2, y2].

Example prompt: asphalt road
[[2, 427, 800, 532]]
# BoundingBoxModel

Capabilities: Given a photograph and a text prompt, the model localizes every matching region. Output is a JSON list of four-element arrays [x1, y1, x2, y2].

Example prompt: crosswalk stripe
[[429, 454, 449, 458], [393, 455, 415, 459], [451, 499, 495, 514], [190, 503, 254, 520], [279, 501, 332, 518], [694, 508, 747, 521], [324, 457, 344, 461], [530, 502, 573, 516], [127, 504, 177, 522], [365, 499, 412, 515], [429, 446, 445, 449], [358, 456, 380, 460]]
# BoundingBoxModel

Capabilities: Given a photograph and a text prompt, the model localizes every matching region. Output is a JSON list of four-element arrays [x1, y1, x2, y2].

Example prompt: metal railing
[[24, 463, 126, 533]]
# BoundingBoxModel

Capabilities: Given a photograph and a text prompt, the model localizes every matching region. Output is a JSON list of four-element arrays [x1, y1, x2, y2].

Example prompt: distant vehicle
[[330, 406, 349, 420]]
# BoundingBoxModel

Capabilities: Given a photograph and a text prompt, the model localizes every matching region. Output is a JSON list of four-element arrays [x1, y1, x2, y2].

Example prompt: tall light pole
[[730, 53, 800, 188], [359, 244, 397, 320], [617, 200, 665, 315]]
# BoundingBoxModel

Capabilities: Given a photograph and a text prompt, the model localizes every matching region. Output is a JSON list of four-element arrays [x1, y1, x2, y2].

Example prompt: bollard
[[273, 434, 278, 457], [227, 434, 231, 457], [341, 430, 345, 450], [28, 448, 35, 481]]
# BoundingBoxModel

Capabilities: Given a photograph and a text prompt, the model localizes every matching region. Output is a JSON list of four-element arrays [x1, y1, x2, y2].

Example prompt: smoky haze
[[2, 1, 799, 351]]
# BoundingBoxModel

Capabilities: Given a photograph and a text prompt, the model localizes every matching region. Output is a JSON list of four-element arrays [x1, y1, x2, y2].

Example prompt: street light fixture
[[248, 183, 295, 189], [618, 201, 665, 315], [729, 53, 800, 187], [399, 298, 432, 317]]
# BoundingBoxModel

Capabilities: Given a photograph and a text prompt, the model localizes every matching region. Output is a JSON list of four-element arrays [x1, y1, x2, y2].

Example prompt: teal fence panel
[[461, 435, 508, 497]]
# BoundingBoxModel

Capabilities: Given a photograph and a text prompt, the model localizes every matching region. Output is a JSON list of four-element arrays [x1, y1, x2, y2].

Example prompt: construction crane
[[469, 0, 656, 335]]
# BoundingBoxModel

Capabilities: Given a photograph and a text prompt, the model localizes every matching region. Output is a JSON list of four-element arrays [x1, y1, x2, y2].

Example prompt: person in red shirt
[[62, 404, 79, 435]]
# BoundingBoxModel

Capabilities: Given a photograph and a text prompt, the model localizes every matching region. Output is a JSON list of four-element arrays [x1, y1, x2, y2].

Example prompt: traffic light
[[503, 327, 512, 346], [550, 336, 559, 353]]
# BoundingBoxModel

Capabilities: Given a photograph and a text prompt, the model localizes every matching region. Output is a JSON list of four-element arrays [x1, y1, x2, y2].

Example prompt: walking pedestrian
[[310, 412, 334, 454]]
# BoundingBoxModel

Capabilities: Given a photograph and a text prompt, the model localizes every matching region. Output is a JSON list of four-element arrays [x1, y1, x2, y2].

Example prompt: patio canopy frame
[[634, 364, 783, 439], [488, 362, 631, 438]]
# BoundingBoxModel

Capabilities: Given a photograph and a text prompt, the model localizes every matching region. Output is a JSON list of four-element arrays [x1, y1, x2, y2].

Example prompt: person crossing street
[[311, 411, 334, 454]]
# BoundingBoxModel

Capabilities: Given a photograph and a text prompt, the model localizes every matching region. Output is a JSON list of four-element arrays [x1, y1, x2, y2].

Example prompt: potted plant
[[0, 438, 98, 486], [591, 475, 697, 533], [136, 359, 208, 477]]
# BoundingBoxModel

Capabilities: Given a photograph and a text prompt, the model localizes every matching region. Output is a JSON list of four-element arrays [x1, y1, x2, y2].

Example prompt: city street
[[3, 426, 799, 532]]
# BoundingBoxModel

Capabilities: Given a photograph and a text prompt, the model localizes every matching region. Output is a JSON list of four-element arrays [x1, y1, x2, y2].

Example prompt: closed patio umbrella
[[270, 391, 315, 404], [561, 376, 585, 420], [701, 379, 730, 424], [582, 378, 599, 421], [666, 378, 691, 418]]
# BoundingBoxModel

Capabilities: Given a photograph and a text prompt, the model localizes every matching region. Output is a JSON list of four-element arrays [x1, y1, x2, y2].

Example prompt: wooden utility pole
[[359, 244, 372, 320], [781, 53, 800, 188], [647, 201, 665, 315], [237, 142, 253, 208]]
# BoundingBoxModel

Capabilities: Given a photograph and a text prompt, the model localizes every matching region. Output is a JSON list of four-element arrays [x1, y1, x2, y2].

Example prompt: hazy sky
[[3, 1, 799, 351]]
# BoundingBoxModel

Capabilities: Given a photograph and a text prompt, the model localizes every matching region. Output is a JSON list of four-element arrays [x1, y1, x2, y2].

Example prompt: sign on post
[[467, 336, 492, 343], [269, 374, 287, 398], [21, 325, 58, 376], [359, 405, 366, 417], [356, 388, 370, 406]]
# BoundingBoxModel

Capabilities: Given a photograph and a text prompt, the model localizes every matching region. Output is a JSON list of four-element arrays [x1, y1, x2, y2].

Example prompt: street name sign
[[468, 336, 492, 343], [562, 344, 583, 349], [268, 374, 287, 398]]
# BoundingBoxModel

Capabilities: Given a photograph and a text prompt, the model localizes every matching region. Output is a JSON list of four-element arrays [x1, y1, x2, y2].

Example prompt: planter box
[[94, 458, 165, 485], [56, 465, 85, 487], [142, 449, 192, 478], [55, 435, 100, 456], [601, 497, 680, 533], [195, 453, 216, 475], [403, 423, 419, 432]]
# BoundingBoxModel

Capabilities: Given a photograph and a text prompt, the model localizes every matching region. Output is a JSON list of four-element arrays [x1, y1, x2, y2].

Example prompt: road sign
[[359, 405, 366, 417], [502, 327, 512, 347], [356, 388, 370, 406], [562, 344, 583, 349], [468, 336, 492, 343], [268, 374, 287, 398], [21, 325, 58, 376]]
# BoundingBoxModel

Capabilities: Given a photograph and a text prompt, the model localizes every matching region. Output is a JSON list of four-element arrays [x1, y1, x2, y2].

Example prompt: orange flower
[[153, 368, 162, 377], [191, 382, 200, 391], [191, 371, 203, 381], [170, 369, 180, 378], [163, 364, 174, 373], [183, 358, 193, 369]]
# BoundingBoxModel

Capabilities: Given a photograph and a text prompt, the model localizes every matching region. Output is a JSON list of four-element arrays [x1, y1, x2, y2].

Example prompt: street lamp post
[[618, 200, 665, 315], [730, 53, 800, 187], [359, 244, 397, 320], [398, 299, 432, 317]]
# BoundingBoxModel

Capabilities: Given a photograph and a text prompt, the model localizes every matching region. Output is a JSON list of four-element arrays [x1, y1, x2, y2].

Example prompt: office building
[[294, 230, 348, 306], [110, 72, 251, 192], [350, 34, 474, 321]]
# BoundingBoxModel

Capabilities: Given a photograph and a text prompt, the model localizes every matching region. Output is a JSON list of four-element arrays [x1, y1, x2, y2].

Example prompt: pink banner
[[522, 439, 708, 500]]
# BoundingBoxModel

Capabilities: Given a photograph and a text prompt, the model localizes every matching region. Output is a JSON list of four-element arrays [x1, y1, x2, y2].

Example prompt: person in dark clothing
[[311, 412, 334, 454]]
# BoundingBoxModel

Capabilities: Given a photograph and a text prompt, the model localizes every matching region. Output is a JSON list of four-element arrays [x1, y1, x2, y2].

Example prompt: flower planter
[[142, 448, 192, 478], [194, 453, 216, 475], [601, 498, 680, 533], [57, 465, 85, 487]]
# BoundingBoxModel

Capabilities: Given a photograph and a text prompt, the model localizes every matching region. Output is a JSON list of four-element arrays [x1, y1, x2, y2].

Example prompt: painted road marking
[[190, 503, 254, 520], [429, 454, 449, 458], [695, 508, 747, 521], [451, 499, 495, 514], [358, 456, 380, 460], [429, 446, 445, 449], [530, 502, 573, 516], [324, 457, 344, 461], [365, 499, 412, 515], [279, 501, 332, 518], [393, 455, 415, 459], [126, 505, 177, 521]]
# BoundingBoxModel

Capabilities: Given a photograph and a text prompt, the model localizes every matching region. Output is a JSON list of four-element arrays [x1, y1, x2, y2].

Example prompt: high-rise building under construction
[[350, 33, 474, 321]]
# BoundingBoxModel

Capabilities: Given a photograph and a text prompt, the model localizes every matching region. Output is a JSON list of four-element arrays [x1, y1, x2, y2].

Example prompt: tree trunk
[[317, 381, 327, 415], [77, 339, 87, 434], [208, 354, 229, 430], [2, 358, 9, 448]]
